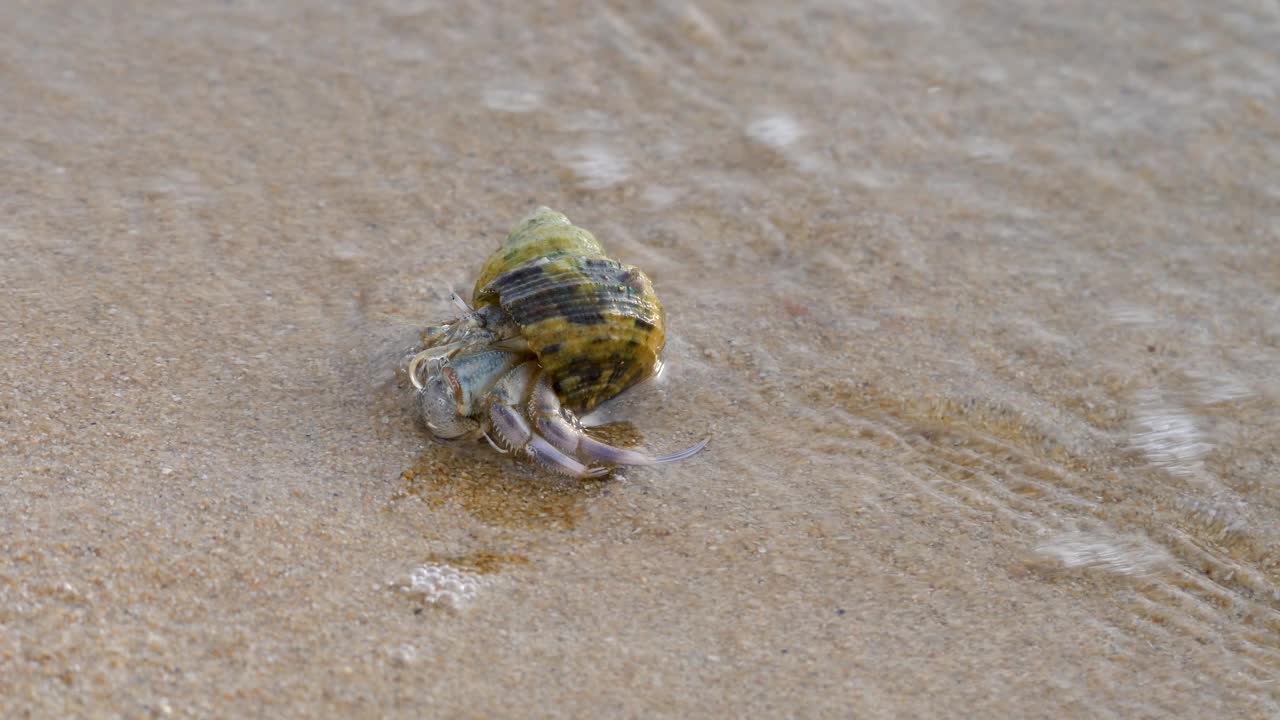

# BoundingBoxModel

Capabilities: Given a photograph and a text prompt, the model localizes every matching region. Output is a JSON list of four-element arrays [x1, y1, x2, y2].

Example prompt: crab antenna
[[449, 290, 473, 313]]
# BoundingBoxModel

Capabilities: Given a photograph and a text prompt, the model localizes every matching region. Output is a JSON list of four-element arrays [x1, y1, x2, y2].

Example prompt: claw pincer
[[409, 207, 707, 479]]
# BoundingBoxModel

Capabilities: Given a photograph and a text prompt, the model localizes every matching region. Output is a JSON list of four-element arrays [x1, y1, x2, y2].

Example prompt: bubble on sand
[[557, 145, 631, 189], [387, 643, 420, 667], [484, 85, 541, 113], [397, 562, 485, 610], [746, 114, 803, 149]]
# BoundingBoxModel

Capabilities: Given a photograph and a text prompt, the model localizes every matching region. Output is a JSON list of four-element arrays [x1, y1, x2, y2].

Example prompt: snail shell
[[470, 207, 666, 412], [409, 206, 707, 478]]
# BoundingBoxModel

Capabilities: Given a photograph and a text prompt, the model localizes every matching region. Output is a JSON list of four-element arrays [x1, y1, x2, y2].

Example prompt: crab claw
[[529, 374, 708, 468], [528, 436, 610, 479], [536, 414, 708, 466], [581, 434, 709, 466], [488, 402, 608, 479], [418, 375, 480, 440]]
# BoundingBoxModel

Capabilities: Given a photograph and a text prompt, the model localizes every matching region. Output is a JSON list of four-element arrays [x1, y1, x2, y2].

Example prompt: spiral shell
[[409, 207, 706, 478], [470, 207, 666, 412]]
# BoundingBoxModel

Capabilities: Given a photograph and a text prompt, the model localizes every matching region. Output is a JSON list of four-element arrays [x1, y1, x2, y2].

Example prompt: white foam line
[[1035, 531, 1168, 577], [1130, 390, 1211, 478]]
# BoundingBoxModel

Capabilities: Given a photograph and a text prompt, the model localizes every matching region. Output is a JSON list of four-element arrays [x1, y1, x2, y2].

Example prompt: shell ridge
[[470, 209, 666, 411]]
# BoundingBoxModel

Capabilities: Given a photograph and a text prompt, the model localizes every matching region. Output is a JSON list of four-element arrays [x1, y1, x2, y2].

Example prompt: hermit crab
[[407, 207, 707, 478]]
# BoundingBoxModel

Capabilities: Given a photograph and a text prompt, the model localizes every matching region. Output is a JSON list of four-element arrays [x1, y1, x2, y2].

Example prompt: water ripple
[[1130, 390, 1212, 478], [556, 144, 631, 189], [1035, 531, 1169, 577]]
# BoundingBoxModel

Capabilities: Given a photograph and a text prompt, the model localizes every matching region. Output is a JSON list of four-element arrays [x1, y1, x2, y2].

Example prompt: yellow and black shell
[[472, 207, 666, 412]]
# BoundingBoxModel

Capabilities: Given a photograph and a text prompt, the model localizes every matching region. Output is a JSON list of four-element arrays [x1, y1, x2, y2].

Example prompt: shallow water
[[3, 1, 1279, 716]]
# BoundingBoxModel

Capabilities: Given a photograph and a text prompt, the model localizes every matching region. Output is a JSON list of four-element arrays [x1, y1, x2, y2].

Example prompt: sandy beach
[[3, 1, 1279, 716]]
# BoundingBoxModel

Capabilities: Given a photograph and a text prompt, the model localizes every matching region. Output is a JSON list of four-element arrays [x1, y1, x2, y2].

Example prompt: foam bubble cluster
[[746, 114, 803, 148], [399, 563, 484, 610]]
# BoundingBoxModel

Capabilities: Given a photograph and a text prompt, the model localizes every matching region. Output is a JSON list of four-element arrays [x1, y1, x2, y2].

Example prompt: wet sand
[[3, 1, 1279, 717]]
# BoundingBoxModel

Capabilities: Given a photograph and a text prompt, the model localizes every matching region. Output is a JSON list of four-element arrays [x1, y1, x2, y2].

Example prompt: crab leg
[[581, 434, 710, 465], [482, 362, 607, 479], [488, 402, 608, 479], [529, 374, 709, 467]]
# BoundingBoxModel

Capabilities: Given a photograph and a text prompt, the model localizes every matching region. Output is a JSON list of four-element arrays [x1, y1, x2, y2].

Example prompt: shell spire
[[471, 207, 607, 298]]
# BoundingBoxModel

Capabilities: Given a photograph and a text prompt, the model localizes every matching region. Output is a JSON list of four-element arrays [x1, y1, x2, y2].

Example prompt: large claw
[[458, 369, 706, 479], [530, 375, 709, 468], [580, 432, 709, 466], [527, 436, 610, 479], [488, 402, 607, 479], [537, 414, 708, 466], [418, 375, 480, 440], [488, 402, 532, 450], [416, 350, 523, 442]]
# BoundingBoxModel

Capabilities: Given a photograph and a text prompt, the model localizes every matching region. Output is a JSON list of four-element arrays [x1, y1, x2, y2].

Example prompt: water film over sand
[[3, 1, 1279, 717]]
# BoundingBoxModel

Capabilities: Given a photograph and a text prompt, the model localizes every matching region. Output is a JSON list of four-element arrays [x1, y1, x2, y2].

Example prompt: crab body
[[409, 207, 705, 478]]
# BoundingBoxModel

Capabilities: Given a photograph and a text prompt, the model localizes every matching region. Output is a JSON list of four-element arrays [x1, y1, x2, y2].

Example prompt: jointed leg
[[487, 401, 608, 478], [423, 353, 707, 478], [527, 372, 708, 469]]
